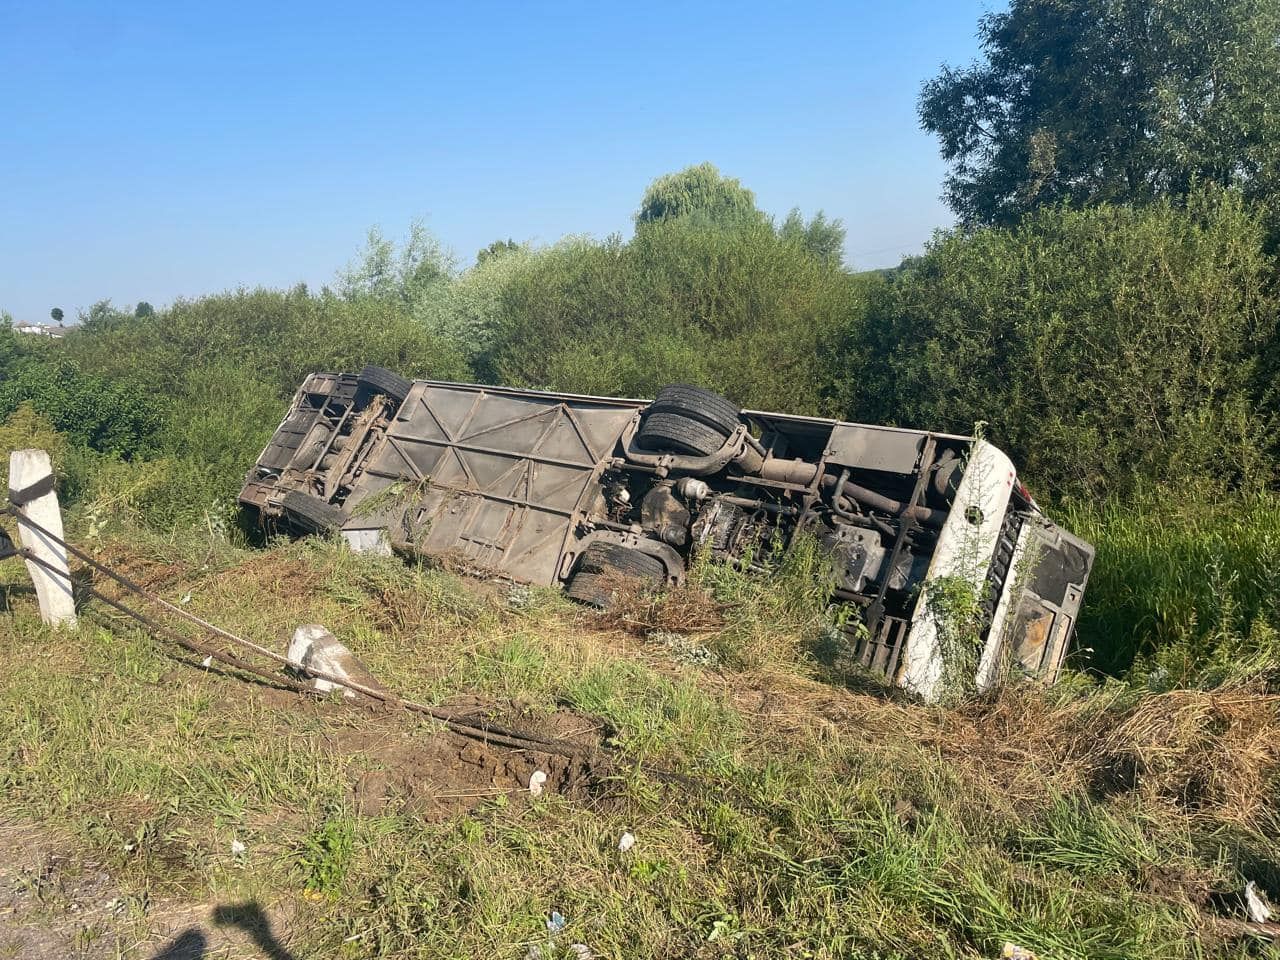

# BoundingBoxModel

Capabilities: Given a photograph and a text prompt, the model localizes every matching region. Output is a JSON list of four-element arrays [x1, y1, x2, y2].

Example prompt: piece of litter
[[618, 831, 635, 852], [1002, 944, 1038, 960], [523, 947, 543, 960], [230, 839, 246, 856], [180, 592, 192, 605], [200, 655, 213, 668], [569, 945, 592, 959], [123, 842, 135, 853], [1246, 881, 1274, 923], [546, 911, 566, 934], [529, 770, 548, 797], [507, 584, 534, 610]]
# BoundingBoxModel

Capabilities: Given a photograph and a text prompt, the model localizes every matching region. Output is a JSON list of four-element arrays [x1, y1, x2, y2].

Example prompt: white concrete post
[[8, 449, 77, 629]]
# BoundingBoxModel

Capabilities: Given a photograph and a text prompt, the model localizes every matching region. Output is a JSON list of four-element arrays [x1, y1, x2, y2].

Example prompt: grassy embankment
[[1, 516, 1277, 959]]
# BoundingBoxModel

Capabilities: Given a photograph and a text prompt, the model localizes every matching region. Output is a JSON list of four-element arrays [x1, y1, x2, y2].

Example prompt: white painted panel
[[899, 441, 1015, 701]]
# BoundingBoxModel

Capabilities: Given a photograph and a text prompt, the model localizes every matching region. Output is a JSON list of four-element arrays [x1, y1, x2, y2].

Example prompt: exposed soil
[[89, 545, 189, 593], [225, 666, 616, 823], [338, 699, 614, 821], [0, 823, 124, 959]]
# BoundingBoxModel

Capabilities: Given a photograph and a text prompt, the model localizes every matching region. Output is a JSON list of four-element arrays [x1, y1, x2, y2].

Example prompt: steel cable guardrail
[[2, 502, 588, 759]]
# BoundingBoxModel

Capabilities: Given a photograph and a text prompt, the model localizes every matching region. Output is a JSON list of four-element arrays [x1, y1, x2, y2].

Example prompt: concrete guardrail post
[[8, 449, 77, 628]]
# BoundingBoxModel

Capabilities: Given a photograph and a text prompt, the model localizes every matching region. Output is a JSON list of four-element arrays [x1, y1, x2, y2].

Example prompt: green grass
[[1, 527, 1277, 958], [1063, 486, 1280, 684], [687, 530, 845, 670]]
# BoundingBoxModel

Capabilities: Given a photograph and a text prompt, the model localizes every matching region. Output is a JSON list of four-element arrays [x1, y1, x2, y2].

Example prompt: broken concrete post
[[286, 624, 385, 698], [8, 449, 76, 629]]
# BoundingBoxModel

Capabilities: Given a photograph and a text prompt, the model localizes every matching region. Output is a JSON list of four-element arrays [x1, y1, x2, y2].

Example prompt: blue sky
[[0, 1, 996, 323]]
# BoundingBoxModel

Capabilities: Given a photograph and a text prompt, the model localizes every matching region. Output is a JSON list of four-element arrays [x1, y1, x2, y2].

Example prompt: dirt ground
[[0, 822, 299, 959], [337, 699, 613, 821]]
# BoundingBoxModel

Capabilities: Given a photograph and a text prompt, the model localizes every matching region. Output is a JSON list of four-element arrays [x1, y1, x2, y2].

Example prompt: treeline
[[13, 173, 1273, 509]]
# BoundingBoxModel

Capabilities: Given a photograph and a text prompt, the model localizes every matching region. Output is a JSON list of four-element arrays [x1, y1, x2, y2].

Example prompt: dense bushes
[[414, 242, 539, 367], [843, 191, 1279, 498], [66, 286, 469, 398], [0, 332, 161, 459], [488, 218, 867, 413]]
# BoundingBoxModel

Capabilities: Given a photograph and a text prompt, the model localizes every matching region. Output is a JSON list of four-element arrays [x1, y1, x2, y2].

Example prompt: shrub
[[0, 357, 162, 459], [844, 190, 1279, 497], [414, 242, 539, 368], [0, 403, 67, 495], [65, 286, 470, 398], [70, 455, 238, 534], [153, 361, 285, 509]]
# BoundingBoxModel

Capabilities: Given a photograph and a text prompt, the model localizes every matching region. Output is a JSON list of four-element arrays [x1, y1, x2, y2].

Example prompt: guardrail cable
[[2, 503, 585, 759]]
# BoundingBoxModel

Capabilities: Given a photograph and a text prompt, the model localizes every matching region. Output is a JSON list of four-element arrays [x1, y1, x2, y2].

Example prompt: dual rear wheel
[[635, 384, 741, 457], [567, 383, 739, 607]]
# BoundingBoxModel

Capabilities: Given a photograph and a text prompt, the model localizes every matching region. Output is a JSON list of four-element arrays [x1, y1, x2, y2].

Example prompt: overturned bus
[[239, 367, 1094, 701]]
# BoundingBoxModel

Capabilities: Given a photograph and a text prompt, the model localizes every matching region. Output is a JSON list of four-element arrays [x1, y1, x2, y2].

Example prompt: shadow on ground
[[149, 902, 297, 960]]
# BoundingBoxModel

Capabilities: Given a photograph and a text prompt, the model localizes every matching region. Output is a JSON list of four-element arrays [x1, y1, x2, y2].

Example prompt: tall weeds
[[1064, 484, 1280, 684]]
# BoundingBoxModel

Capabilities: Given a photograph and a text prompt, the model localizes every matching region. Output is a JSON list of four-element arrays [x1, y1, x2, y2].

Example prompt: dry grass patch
[[1097, 687, 1280, 823]]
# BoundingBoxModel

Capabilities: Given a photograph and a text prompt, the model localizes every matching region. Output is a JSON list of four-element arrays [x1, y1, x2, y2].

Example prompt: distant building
[[14, 323, 67, 338]]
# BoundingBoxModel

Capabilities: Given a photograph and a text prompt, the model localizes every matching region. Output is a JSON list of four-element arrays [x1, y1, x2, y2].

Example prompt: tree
[[337, 221, 453, 307], [636, 163, 765, 228], [476, 239, 520, 264], [920, 0, 1280, 224], [489, 218, 865, 413], [76, 301, 132, 335], [0, 312, 19, 372], [779, 209, 846, 265], [134, 301, 155, 318], [418, 242, 536, 367], [50, 307, 64, 324]]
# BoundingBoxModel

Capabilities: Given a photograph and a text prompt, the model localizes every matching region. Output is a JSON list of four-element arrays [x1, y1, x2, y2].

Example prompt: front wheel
[[280, 490, 343, 535]]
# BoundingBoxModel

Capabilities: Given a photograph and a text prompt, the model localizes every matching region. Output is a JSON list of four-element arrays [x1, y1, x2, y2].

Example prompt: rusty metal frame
[[342, 382, 640, 584]]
